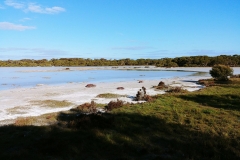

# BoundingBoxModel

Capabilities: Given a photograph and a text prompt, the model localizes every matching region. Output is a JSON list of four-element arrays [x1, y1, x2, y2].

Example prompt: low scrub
[[166, 86, 188, 93], [143, 95, 154, 102], [105, 99, 124, 111], [198, 79, 215, 86], [74, 100, 97, 113]]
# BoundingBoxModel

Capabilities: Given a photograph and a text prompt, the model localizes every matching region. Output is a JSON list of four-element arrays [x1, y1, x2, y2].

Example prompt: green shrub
[[209, 65, 233, 81]]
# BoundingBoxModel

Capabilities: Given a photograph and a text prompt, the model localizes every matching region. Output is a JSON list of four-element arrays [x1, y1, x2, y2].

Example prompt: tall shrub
[[209, 65, 233, 81]]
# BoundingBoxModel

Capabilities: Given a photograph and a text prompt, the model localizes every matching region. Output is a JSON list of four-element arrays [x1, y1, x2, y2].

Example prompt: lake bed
[[1, 66, 240, 125]]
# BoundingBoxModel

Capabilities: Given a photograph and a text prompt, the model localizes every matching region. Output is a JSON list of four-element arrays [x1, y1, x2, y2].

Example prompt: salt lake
[[0, 66, 208, 91]]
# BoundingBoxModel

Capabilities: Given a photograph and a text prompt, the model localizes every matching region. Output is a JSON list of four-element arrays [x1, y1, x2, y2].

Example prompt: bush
[[75, 100, 96, 113], [105, 99, 124, 111], [209, 65, 233, 81], [167, 86, 188, 93]]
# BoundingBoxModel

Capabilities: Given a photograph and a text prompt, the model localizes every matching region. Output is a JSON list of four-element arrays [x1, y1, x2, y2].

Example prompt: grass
[[6, 106, 30, 115], [0, 78, 240, 159], [96, 93, 127, 98], [14, 112, 59, 126], [30, 100, 73, 108]]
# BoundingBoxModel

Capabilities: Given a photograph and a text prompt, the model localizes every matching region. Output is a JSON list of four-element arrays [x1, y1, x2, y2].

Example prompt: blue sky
[[0, 0, 240, 60]]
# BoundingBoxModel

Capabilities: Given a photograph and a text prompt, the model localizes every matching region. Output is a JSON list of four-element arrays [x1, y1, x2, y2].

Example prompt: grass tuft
[[6, 106, 29, 115], [30, 100, 73, 108], [96, 93, 127, 98]]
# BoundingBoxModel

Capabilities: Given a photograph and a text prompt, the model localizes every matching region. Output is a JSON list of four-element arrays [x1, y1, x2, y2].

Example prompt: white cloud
[[0, 22, 36, 31], [19, 17, 31, 22], [4, 0, 65, 14], [0, 47, 68, 60], [27, 3, 65, 14], [45, 6, 65, 14], [4, 0, 24, 9], [27, 3, 42, 13]]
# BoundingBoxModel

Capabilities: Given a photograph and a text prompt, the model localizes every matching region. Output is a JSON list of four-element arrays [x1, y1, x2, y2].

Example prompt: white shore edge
[[1, 67, 240, 126]]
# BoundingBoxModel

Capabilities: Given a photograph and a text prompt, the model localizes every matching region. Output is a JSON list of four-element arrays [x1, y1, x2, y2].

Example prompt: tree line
[[0, 55, 239, 67]]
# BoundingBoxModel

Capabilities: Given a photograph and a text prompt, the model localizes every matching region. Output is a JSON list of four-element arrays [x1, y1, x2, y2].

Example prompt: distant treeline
[[0, 55, 240, 67]]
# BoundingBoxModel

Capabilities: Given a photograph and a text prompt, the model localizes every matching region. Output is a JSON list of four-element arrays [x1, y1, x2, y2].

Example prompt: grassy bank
[[0, 79, 239, 159]]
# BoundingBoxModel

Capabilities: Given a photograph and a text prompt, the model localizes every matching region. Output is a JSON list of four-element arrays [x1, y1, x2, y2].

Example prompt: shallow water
[[0, 67, 205, 90]]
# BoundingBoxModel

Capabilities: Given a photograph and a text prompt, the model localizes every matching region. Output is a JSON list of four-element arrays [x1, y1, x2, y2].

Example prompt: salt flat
[[1, 67, 239, 125]]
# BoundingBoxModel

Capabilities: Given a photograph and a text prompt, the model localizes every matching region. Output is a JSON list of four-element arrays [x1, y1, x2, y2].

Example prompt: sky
[[0, 0, 240, 60]]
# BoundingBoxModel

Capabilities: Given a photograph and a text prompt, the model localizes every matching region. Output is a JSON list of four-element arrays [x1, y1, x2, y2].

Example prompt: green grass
[[30, 100, 74, 108], [0, 79, 240, 159], [96, 93, 127, 98], [6, 106, 30, 115]]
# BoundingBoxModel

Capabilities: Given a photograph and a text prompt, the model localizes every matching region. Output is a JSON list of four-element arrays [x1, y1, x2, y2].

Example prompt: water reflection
[[0, 67, 204, 90]]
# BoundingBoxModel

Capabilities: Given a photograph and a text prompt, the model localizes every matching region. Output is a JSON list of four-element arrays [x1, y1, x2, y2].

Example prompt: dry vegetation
[[30, 100, 73, 108], [14, 112, 59, 126], [105, 99, 124, 111], [166, 86, 188, 93], [72, 100, 97, 113], [6, 106, 30, 115]]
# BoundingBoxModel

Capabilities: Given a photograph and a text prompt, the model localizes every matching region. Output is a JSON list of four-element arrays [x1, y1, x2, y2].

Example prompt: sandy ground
[[1, 67, 240, 125]]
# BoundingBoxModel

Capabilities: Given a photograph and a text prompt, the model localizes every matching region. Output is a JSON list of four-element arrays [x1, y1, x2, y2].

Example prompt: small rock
[[117, 87, 124, 90], [85, 84, 96, 88]]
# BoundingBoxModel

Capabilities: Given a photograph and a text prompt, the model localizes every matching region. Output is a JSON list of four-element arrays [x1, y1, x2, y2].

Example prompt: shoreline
[[0, 76, 207, 125], [1, 67, 240, 126]]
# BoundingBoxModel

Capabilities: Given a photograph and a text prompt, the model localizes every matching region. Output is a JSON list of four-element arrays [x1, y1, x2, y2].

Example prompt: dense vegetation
[[1, 54, 240, 67], [210, 65, 233, 81], [0, 78, 240, 159]]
